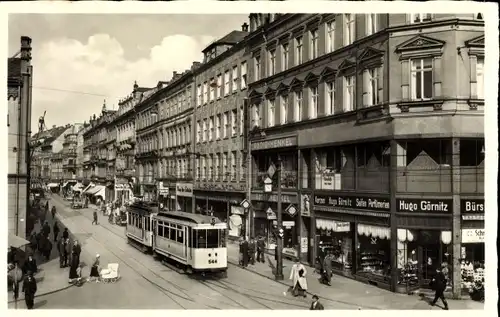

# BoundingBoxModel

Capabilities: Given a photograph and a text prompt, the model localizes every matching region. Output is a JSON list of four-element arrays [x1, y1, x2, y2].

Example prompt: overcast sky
[[8, 14, 247, 133]]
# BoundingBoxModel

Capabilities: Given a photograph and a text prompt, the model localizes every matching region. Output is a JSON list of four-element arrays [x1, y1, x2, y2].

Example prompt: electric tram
[[125, 201, 158, 252]]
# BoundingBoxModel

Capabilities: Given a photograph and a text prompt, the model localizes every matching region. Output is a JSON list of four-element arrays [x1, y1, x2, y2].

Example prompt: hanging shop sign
[[282, 221, 295, 228], [250, 136, 297, 151], [175, 183, 193, 197], [461, 229, 485, 244], [301, 194, 311, 217], [251, 193, 298, 204], [266, 207, 277, 220], [461, 199, 484, 213], [397, 198, 453, 213], [300, 237, 308, 253], [283, 247, 299, 258], [285, 204, 298, 217], [231, 206, 245, 215], [314, 194, 390, 211]]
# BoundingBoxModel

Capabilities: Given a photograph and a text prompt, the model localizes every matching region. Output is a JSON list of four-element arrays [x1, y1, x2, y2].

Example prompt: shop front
[[460, 198, 484, 294], [395, 198, 454, 294], [157, 181, 173, 211], [251, 192, 300, 260], [313, 193, 391, 287], [175, 182, 193, 213]]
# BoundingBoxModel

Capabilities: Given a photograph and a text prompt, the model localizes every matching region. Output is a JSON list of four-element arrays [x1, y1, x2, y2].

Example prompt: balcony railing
[[116, 168, 135, 177]]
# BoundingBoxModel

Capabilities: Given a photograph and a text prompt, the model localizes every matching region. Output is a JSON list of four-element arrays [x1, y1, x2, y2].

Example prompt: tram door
[[184, 226, 188, 258], [152, 219, 157, 248]]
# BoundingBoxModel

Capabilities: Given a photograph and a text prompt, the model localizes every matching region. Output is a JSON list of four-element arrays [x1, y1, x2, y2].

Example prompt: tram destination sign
[[397, 198, 453, 213], [313, 194, 390, 211]]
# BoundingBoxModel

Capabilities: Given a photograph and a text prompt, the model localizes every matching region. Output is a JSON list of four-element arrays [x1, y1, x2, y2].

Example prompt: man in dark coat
[[72, 240, 82, 264], [42, 221, 51, 239], [92, 211, 98, 225], [58, 238, 69, 268], [41, 236, 52, 261], [241, 238, 249, 267], [22, 270, 37, 309], [62, 228, 69, 240], [430, 268, 449, 310], [248, 238, 256, 265], [23, 255, 38, 275], [256, 236, 266, 263], [53, 221, 60, 242], [310, 295, 324, 310]]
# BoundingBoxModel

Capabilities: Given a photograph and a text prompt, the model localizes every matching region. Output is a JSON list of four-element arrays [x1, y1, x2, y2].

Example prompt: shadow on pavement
[[33, 299, 48, 309]]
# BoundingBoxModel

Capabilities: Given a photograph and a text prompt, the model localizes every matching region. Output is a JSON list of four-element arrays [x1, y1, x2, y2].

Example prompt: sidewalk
[[226, 243, 484, 310]]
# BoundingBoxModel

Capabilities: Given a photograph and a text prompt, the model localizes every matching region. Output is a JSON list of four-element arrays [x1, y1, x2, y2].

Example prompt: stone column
[[451, 138, 462, 299]]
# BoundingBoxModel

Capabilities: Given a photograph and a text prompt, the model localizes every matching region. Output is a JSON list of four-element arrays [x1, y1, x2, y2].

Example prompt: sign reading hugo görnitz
[[461, 199, 484, 213], [313, 194, 390, 211], [175, 183, 193, 197], [397, 198, 453, 213]]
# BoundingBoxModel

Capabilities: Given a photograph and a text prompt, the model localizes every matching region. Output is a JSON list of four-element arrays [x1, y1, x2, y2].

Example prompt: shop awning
[[72, 183, 84, 192], [83, 183, 95, 193], [62, 181, 69, 188], [316, 219, 350, 232], [9, 233, 30, 249], [86, 186, 100, 195], [357, 224, 390, 240], [94, 186, 106, 199], [47, 183, 59, 188]]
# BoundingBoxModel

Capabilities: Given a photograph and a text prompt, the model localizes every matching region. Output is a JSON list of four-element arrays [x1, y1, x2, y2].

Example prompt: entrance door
[[418, 244, 439, 288]]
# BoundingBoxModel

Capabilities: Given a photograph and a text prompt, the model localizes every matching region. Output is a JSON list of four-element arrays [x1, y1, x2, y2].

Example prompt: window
[[309, 86, 319, 119], [232, 66, 238, 92], [282, 43, 289, 71], [310, 29, 319, 59], [208, 154, 213, 180], [280, 95, 288, 124], [209, 78, 215, 101], [477, 57, 484, 99], [239, 106, 244, 135], [177, 227, 184, 244], [268, 49, 276, 76], [224, 71, 230, 96], [222, 152, 228, 180], [201, 156, 206, 180], [231, 151, 237, 180], [196, 157, 200, 179], [209, 117, 214, 141], [411, 14, 431, 23], [410, 58, 433, 100], [196, 121, 201, 143], [252, 103, 261, 127], [223, 112, 229, 138], [215, 115, 221, 139], [216, 74, 222, 98], [344, 14, 355, 46], [295, 37, 303, 65], [364, 68, 380, 106], [366, 14, 377, 36], [344, 75, 355, 112], [202, 119, 207, 142], [326, 21, 335, 53], [325, 81, 335, 115], [267, 99, 275, 127], [254, 56, 261, 81], [231, 110, 237, 136], [240, 62, 247, 89], [203, 82, 208, 104], [294, 91, 303, 122], [214, 153, 220, 180], [196, 85, 202, 106]]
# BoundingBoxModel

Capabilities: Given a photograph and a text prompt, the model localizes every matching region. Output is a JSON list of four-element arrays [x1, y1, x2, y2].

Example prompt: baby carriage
[[99, 263, 120, 283]]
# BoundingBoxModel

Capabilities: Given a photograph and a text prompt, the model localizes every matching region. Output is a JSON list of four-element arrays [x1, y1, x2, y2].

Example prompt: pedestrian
[[51, 206, 56, 219], [248, 238, 256, 265], [310, 295, 324, 310], [58, 237, 69, 268], [62, 227, 69, 240], [22, 270, 37, 309], [321, 251, 333, 286], [289, 259, 308, 298], [92, 210, 98, 225], [53, 221, 60, 242], [430, 267, 449, 310], [23, 254, 38, 275], [42, 236, 52, 261], [8, 263, 23, 302], [256, 236, 265, 263], [241, 238, 249, 267], [8, 246, 17, 264], [72, 240, 81, 264], [68, 252, 80, 283], [29, 233, 38, 254], [89, 254, 101, 283], [42, 221, 51, 239]]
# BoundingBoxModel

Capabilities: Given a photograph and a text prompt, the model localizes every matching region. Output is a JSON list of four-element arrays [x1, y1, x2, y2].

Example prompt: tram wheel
[[221, 270, 228, 278]]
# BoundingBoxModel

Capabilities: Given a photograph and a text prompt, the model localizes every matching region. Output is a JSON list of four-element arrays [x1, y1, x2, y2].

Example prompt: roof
[[202, 30, 247, 53], [38, 126, 68, 146], [156, 211, 222, 225], [127, 201, 159, 215]]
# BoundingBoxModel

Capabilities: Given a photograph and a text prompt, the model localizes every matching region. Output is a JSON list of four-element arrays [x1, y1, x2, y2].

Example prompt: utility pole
[[275, 154, 284, 280]]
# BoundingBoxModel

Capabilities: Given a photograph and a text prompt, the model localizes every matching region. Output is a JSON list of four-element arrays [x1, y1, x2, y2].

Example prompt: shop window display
[[316, 219, 353, 273], [396, 229, 453, 289], [356, 224, 391, 282], [460, 243, 485, 295]]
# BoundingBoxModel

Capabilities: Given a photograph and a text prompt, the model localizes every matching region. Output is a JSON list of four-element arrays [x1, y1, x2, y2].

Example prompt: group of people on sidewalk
[[238, 236, 266, 267]]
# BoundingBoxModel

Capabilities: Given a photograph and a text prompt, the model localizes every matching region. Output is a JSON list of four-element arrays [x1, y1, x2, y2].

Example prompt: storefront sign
[[397, 199, 452, 213], [461, 229, 485, 243], [461, 199, 484, 213], [250, 136, 297, 151], [176, 183, 193, 197], [300, 237, 308, 253], [282, 221, 295, 228], [301, 194, 311, 217], [231, 206, 245, 215], [283, 247, 298, 258], [266, 207, 276, 220], [314, 194, 390, 211], [252, 193, 297, 204]]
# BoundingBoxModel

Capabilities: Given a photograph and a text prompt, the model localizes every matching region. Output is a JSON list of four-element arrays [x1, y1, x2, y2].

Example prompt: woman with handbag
[[289, 259, 308, 298]]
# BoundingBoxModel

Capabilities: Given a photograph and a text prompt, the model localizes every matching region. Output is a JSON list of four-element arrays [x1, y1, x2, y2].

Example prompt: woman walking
[[289, 259, 308, 298], [89, 254, 101, 283]]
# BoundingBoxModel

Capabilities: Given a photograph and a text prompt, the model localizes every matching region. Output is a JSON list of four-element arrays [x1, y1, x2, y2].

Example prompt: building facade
[[76, 123, 90, 180], [7, 36, 32, 239], [245, 13, 484, 297], [62, 123, 83, 180], [192, 27, 250, 238]]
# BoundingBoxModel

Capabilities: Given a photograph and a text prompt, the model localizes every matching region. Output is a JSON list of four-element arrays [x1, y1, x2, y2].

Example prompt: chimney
[[242, 23, 249, 32], [173, 71, 177, 78], [52, 125, 56, 129], [133, 81, 141, 99], [191, 62, 201, 70]]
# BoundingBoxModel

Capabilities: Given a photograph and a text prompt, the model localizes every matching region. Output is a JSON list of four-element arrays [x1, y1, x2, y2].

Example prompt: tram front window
[[195, 229, 226, 248]]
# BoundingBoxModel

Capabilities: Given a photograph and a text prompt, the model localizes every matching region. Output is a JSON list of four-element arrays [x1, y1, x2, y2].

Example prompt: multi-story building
[[50, 151, 64, 181], [192, 26, 249, 234], [33, 125, 69, 183], [76, 122, 91, 181], [105, 111, 118, 202], [7, 36, 32, 239], [62, 123, 83, 180], [111, 82, 144, 203], [246, 13, 484, 297], [81, 103, 116, 204]]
